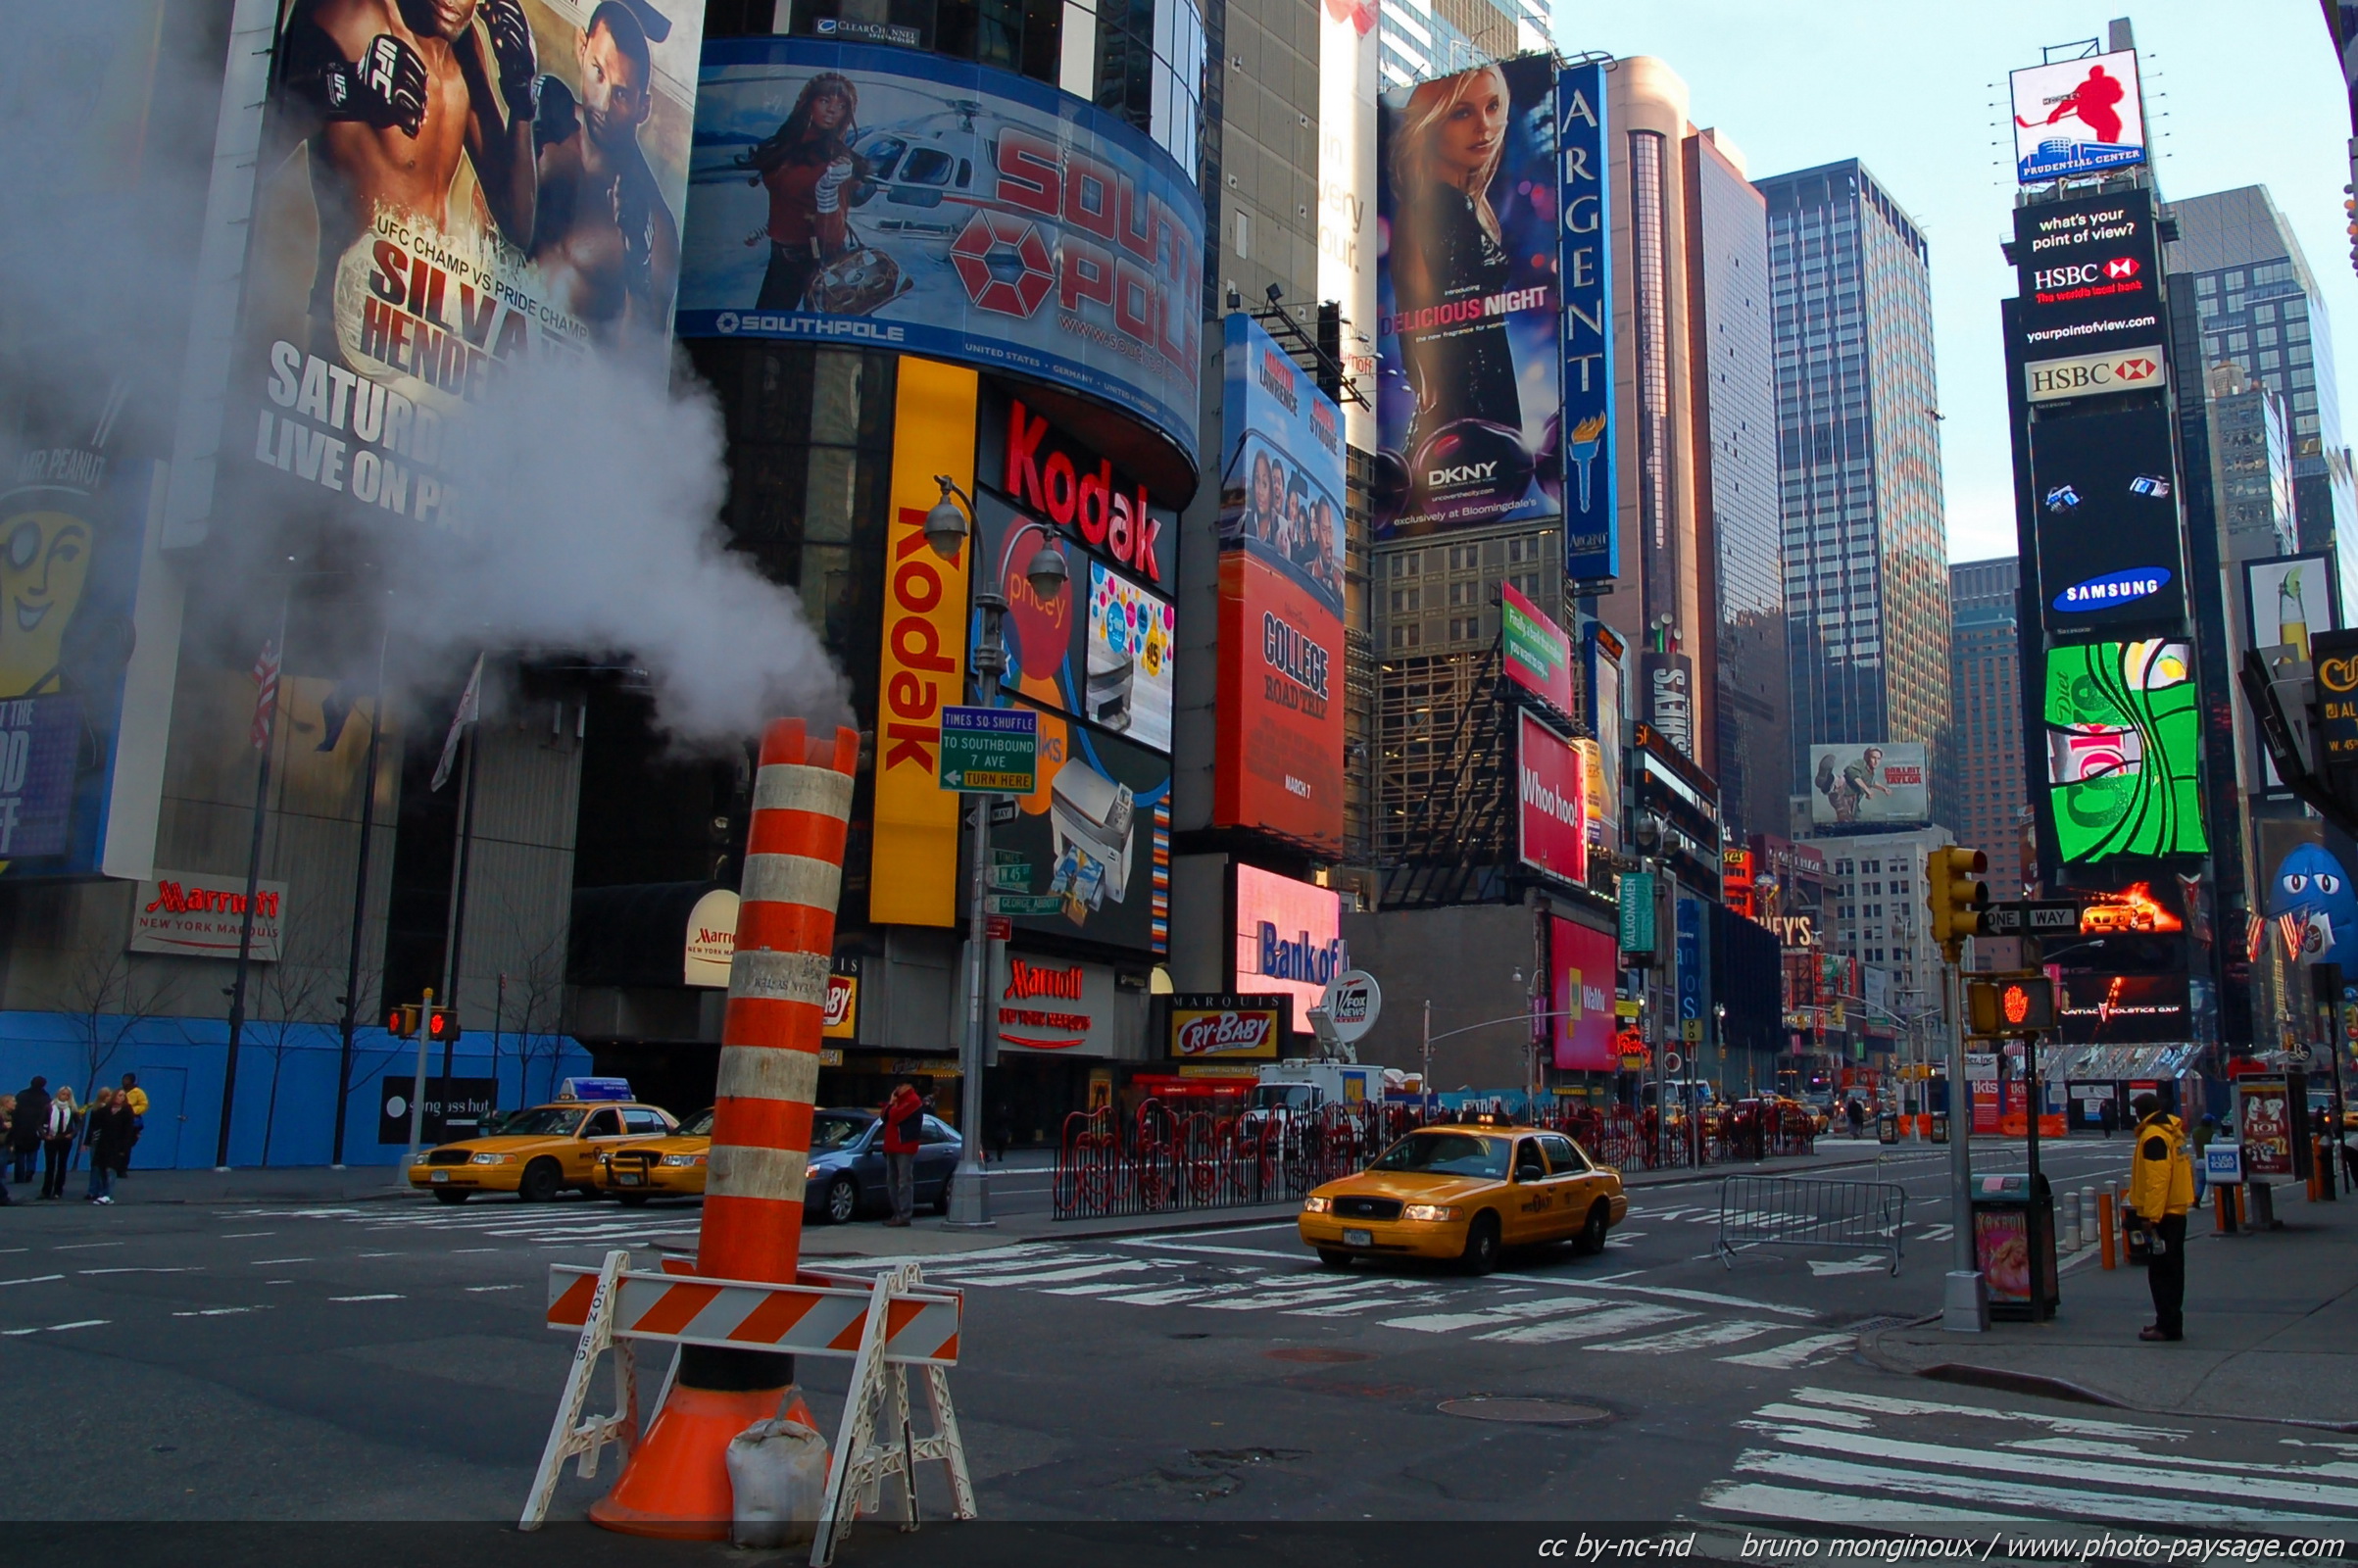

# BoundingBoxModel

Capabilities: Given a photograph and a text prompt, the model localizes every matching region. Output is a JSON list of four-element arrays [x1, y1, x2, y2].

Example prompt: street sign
[[988, 863, 1031, 891], [939, 706, 1038, 793], [989, 799, 1019, 827], [2203, 1143, 2242, 1185], [1618, 871, 1657, 960], [1664, 1052, 1683, 1074], [986, 894, 1063, 916], [1978, 900, 2081, 937], [984, 915, 1012, 942]]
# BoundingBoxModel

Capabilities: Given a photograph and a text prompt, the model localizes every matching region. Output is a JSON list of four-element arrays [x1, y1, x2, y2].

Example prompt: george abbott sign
[[2025, 345, 2165, 404], [131, 871, 287, 961], [1517, 710, 1588, 885]]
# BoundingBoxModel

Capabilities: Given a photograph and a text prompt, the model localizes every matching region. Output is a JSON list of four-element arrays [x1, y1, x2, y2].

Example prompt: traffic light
[[387, 1003, 421, 1039], [1926, 846, 1990, 960], [426, 1006, 462, 1045], [1966, 975, 2055, 1037]]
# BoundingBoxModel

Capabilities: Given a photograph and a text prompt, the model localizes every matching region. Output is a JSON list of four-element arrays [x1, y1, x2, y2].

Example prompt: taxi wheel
[[614, 1192, 651, 1207], [433, 1189, 470, 1205], [518, 1159, 563, 1203], [1460, 1211, 1502, 1275], [1574, 1201, 1611, 1255], [1316, 1249, 1352, 1269]]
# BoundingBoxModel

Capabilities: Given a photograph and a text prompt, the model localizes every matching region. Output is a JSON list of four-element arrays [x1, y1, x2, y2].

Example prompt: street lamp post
[[923, 476, 1068, 1230]]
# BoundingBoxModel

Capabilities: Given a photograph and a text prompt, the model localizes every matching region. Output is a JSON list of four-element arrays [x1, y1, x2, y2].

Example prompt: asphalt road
[[3, 1138, 2350, 1554]]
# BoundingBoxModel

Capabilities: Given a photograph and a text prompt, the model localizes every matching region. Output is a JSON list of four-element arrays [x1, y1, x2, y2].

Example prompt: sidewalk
[[4, 1163, 420, 1205], [1865, 1181, 2358, 1430]]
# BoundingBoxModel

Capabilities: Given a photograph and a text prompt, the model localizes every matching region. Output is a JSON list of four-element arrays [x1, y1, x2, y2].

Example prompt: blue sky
[[1550, 1, 2358, 564]]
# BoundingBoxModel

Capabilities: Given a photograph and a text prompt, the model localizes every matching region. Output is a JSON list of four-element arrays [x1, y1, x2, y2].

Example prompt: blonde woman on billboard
[[1388, 64, 1520, 454]]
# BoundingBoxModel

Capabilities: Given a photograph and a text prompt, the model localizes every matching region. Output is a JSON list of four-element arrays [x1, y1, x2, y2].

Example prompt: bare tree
[[507, 927, 569, 1106], [247, 931, 336, 1167], [57, 946, 180, 1108]]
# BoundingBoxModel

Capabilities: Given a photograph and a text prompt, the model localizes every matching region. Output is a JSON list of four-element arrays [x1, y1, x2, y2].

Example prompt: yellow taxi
[[409, 1101, 678, 1203], [1297, 1119, 1628, 1274], [596, 1109, 713, 1204]]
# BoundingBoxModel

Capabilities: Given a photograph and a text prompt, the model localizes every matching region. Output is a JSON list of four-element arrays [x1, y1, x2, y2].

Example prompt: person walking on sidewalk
[[2100, 1098, 2119, 1139], [1845, 1098, 1866, 1139], [2128, 1091, 2193, 1343], [117, 1074, 147, 1176], [9, 1076, 46, 1185], [37, 1087, 80, 1200], [82, 1090, 133, 1204], [880, 1079, 924, 1227]]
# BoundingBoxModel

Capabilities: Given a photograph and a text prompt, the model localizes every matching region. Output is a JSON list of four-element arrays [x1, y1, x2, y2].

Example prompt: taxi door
[[572, 1105, 627, 1181], [1504, 1137, 1555, 1245], [1538, 1133, 1597, 1241]]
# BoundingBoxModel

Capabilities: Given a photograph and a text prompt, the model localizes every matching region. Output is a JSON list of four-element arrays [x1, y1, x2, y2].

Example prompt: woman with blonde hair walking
[[38, 1085, 79, 1200]]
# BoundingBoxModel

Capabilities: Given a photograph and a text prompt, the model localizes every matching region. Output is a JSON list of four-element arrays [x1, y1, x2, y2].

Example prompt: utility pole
[[1928, 845, 1990, 1333]]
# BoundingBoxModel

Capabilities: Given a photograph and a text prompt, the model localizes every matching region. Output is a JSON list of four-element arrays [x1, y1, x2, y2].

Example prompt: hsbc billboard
[[2025, 345, 2167, 404], [2010, 191, 2164, 361]]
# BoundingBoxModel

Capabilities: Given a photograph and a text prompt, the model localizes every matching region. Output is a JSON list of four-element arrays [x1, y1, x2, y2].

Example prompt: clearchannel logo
[[2024, 344, 2165, 403], [2053, 566, 2172, 612]]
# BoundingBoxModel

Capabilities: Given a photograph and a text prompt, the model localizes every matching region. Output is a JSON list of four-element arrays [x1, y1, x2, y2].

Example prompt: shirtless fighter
[[527, 2, 679, 343], [277, 0, 540, 341]]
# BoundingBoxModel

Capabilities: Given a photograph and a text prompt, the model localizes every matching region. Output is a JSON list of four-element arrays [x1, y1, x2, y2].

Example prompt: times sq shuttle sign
[[1557, 59, 1615, 582]]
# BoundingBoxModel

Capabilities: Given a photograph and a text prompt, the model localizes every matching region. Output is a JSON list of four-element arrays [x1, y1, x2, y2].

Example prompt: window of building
[[1390, 586, 1421, 613], [1390, 553, 1419, 579], [2196, 274, 2217, 295]]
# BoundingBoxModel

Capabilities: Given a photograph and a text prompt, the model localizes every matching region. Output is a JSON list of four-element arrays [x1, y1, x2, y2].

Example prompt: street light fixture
[[926, 475, 1068, 1229]]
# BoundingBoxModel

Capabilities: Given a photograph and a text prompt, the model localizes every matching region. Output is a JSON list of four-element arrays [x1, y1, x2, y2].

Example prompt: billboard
[[237, 0, 706, 528], [1233, 863, 1346, 1024], [987, 705, 1170, 956], [679, 38, 1204, 466], [1642, 651, 1695, 759], [2243, 552, 2338, 659], [1215, 314, 1347, 856], [1518, 711, 1587, 886], [1548, 915, 1616, 1071], [1167, 995, 1290, 1060], [2010, 50, 2146, 183], [0, 447, 158, 879], [1556, 59, 1615, 580], [2043, 639, 2208, 863], [1500, 582, 1574, 713], [2055, 973, 2190, 1045], [2023, 346, 2165, 405], [2011, 190, 2163, 361], [1374, 54, 1561, 539], [2031, 403, 2185, 636], [870, 359, 976, 926], [1586, 624, 1623, 858], [1807, 743, 1931, 827]]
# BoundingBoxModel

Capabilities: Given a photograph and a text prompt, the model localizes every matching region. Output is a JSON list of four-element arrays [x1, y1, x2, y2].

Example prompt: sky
[[1548, 0, 2358, 565]]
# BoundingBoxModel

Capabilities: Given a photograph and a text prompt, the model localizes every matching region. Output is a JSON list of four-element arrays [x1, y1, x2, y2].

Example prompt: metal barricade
[[1715, 1173, 1907, 1274]]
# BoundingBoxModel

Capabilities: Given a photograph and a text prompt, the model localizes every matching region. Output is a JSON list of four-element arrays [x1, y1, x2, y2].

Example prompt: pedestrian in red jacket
[[882, 1081, 924, 1227]]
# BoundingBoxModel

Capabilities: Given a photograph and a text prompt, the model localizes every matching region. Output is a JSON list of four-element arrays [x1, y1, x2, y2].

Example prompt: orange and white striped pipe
[[699, 719, 860, 1287]]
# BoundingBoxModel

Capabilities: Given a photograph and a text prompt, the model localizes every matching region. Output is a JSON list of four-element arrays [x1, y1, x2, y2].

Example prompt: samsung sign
[[2026, 345, 2166, 404], [2053, 566, 2173, 612]]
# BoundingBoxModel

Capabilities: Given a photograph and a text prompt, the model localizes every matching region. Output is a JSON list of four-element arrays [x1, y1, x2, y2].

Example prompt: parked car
[[801, 1108, 963, 1223]]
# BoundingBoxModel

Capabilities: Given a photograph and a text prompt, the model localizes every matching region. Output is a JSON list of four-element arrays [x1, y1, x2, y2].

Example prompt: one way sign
[[1979, 901, 2080, 936]]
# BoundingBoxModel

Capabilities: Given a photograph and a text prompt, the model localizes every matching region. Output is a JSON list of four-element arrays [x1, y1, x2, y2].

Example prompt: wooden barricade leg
[[521, 1250, 636, 1530]]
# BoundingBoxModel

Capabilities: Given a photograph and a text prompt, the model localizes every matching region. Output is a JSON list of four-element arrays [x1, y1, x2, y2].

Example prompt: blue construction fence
[[0, 1011, 593, 1169]]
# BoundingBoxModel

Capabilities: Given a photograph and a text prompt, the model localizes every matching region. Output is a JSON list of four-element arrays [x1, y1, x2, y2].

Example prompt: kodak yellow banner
[[871, 359, 978, 926]]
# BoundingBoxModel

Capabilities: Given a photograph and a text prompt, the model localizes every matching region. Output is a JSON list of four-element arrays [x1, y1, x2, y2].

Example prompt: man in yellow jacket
[[2128, 1092, 2194, 1342]]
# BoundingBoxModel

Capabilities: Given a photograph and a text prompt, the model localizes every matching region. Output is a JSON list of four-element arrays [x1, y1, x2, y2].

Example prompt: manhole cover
[[1437, 1396, 1611, 1426], [1265, 1346, 1374, 1364], [1845, 1314, 1912, 1334]]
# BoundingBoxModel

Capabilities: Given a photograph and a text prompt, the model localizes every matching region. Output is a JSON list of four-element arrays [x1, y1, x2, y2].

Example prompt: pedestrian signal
[[426, 1006, 462, 1044], [1966, 975, 2054, 1037], [387, 1004, 421, 1039]]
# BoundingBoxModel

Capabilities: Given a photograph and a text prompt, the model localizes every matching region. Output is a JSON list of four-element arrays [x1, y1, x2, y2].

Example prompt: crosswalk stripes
[[219, 1203, 705, 1248], [910, 1242, 1854, 1367], [1698, 1386, 2358, 1530]]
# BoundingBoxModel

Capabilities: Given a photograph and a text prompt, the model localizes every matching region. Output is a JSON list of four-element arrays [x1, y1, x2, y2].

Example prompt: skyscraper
[[1757, 159, 1953, 822], [1949, 558, 2028, 903], [1376, 0, 1551, 88], [2167, 186, 2355, 582], [1688, 126, 1787, 840]]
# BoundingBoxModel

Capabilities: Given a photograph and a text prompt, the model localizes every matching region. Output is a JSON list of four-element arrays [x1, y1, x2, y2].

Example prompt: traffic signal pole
[[400, 988, 434, 1188], [1929, 846, 1990, 1333]]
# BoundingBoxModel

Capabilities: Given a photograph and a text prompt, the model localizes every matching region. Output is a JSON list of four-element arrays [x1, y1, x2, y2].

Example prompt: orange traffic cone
[[589, 720, 858, 1538], [590, 1385, 820, 1539]]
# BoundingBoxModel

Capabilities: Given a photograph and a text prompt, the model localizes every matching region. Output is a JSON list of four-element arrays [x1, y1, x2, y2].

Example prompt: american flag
[[250, 637, 281, 751], [2279, 910, 2307, 962], [2245, 911, 2267, 966]]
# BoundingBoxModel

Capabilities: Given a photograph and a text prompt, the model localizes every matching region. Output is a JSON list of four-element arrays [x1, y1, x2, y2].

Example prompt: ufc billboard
[[2024, 345, 2168, 404]]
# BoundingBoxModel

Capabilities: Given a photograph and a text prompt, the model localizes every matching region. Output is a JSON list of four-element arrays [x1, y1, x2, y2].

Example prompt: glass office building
[[1757, 159, 1952, 821]]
